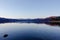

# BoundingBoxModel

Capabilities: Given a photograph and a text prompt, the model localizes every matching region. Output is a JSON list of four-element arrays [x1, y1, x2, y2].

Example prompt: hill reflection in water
[[0, 22, 60, 26], [0, 22, 60, 40]]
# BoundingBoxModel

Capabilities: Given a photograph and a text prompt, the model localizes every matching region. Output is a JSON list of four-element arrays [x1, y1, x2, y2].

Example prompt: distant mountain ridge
[[0, 17, 50, 23], [0, 16, 60, 24]]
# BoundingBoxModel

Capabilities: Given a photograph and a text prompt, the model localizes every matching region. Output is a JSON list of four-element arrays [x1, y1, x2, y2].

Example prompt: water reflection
[[0, 23, 60, 40], [44, 22, 60, 26], [0, 22, 60, 26]]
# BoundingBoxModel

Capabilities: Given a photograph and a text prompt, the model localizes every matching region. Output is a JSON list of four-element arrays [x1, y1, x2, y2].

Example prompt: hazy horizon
[[0, 0, 60, 18]]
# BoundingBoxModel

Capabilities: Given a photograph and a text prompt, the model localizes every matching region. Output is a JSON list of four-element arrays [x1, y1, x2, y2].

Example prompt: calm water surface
[[0, 23, 60, 40]]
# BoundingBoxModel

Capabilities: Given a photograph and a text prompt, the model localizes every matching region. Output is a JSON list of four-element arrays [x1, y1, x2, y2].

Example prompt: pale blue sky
[[0, 0, 60, 18]]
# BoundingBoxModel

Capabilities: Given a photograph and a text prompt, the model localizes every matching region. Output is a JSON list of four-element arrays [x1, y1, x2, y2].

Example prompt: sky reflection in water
[[0, 23, 60, 40]]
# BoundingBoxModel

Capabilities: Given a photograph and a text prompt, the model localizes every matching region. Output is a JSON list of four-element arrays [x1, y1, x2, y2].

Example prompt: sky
[[0, 0, 60, 18]]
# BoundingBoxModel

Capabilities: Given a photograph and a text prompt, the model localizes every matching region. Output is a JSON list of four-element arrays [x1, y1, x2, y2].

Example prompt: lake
[[0, 23, 60, 40]]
